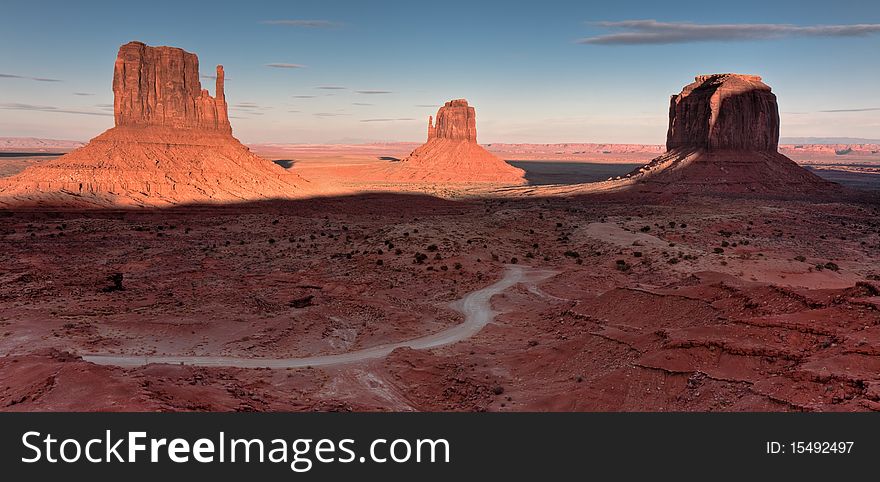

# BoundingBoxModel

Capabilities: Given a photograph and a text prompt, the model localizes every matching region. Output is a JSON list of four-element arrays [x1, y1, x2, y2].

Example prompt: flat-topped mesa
[[666, 73, 779, 152], [617, 73, 837, 196], [428, 99, 478, 142], [113, 41, 231, 133], [0, 41, 303, 207]]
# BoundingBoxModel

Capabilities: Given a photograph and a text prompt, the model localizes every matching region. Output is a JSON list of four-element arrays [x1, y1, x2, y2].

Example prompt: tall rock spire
[[383, 98, 524, 184], [112, 41, 231, 133], [431, 99, 478, 142]]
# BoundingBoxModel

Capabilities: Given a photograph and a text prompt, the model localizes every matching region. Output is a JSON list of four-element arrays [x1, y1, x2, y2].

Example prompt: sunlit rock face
[[0, 41, 304, 207], [113, 41, 231, 133], [384, 99, 525, 184], [666, 74, 779, 152]]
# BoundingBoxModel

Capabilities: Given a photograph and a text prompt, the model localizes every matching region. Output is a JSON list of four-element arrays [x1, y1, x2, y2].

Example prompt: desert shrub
[[101, 273, 125, 292]]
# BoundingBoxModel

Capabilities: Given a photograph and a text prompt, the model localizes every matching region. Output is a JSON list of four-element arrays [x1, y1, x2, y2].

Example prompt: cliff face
[[0, 41, 302, 208], [428, 99, 478, 142], [113, 41, 231, 133], [622, 74, 836, 195], [384, 99, 524, 184], [666, 74, 779, 152]]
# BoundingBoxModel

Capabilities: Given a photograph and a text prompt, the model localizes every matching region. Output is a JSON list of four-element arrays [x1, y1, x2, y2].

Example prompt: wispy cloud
[[0, 73, 62, 82], [293, 95, 316, 99], [73, 92, 94, 96], [819, 107, 880, 112], [352, 102, 374, 106], [415, 104, 440, 108], [313, 112, 350, 117], [360, 118, 416, 122], [0, 102, 111, 116], [579, 20, 880, 45], [261, 19, 340, 28], [266, 63, 307, 69], [316, 86, 346, 90], [356, 90, 392, 95]]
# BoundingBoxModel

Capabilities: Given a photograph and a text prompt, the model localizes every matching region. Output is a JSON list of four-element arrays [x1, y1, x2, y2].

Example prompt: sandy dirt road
[[82, 265, 556, 369]]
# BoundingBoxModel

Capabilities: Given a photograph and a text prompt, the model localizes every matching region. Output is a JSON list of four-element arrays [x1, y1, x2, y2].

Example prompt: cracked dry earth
[[1, 193, 879, 411]]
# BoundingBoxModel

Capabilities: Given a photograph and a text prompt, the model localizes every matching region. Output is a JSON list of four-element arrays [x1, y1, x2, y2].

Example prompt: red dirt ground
[[2, 193, 879, 411]]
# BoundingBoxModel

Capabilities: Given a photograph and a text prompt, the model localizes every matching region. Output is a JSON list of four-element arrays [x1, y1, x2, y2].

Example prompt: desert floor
[[1, 147, 879, 411]]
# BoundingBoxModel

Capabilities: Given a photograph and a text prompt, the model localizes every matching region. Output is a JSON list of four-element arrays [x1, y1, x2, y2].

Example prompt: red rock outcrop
[[114, 42, 231, 133], [666, 74, 779, 152], [383, 100, 525, 184], [0, 42, 303, 208], [624, 74, 837, 195]]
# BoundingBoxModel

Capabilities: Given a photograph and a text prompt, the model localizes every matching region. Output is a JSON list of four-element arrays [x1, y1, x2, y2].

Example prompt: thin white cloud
[[316, 86, 347, 90], [579, 20, 880, 45], [261, 19, 340, 28], [0, 73, 62, 82], [0, 102, 110, 116], [266, 63, 307, 69], [360, 118, 416, 122], [819, 107, 880, 113], [356, 90, 392, 94]]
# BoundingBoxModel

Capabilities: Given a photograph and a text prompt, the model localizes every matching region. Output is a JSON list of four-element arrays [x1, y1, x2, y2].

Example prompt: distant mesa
[[0, 41, 303, 207], [623, 73, 837, 195], [383, 99, 525, 184], [428, 99, 477, 142], [666, 74, 777, 152]]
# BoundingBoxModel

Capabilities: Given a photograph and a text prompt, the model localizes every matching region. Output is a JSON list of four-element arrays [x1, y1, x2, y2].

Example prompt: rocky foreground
[[1, 193, 878, 411]]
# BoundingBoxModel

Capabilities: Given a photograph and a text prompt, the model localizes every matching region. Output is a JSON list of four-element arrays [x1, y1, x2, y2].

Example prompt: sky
[[1, 0, 878, 144]]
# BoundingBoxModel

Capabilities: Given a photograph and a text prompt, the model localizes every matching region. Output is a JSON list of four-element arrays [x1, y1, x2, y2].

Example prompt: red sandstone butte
[[0, 41, 303, 208], [625, 74, 836, 195], [384, 99, 525, 184]]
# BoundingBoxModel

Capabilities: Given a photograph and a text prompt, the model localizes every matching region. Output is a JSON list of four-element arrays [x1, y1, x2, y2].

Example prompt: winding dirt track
[[82, 265, 556, 369]]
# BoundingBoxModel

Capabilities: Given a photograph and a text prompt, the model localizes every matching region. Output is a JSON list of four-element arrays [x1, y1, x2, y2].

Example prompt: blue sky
[[1, 0, 878, 143]]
